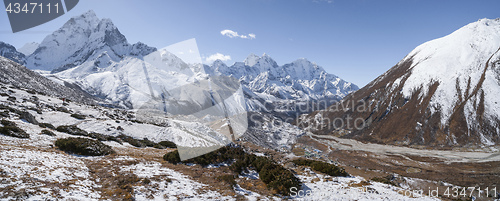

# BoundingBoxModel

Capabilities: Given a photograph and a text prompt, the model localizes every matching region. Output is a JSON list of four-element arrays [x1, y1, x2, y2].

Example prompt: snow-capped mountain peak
[[62, 10, 100, 30], [17, 42, 39, 56], [212, 59, 227, 67], [255, 53, 279, 69], [212, 59, 229, 73], [25, 10, 156, 72], [244, 53, 260, 67], [400, 18, 500, 126]]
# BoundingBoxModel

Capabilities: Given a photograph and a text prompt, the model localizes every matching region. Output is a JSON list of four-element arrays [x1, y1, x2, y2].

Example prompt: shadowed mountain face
[[0, 42, 25, 65], [299, 18, 500, 148]]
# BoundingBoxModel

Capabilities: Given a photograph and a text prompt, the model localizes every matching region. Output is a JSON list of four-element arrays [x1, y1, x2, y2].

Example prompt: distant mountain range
[[299, 18, 500, 148], [205, 54, 358, 114], [1, 10, 357, 114], [0, 10, 358, 149]]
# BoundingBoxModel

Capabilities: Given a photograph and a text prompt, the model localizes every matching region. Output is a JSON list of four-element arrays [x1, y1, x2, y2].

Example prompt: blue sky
[[1, 0, 500, 87]]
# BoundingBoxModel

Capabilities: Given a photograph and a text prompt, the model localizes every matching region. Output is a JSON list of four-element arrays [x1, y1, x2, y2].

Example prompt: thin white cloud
[[220, 29, 256, 39], [205, 53, 231, 63]]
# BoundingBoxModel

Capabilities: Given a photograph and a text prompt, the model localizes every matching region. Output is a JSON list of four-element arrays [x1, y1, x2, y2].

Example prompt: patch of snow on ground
[[292, 168, 440, 201], [0, 147, 100, 200], [121, 162, 235, 200]]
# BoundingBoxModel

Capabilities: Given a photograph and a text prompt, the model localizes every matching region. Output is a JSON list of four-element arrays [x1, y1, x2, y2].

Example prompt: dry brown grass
[[292, 146, 305, 156], [85, 156, 141, 201], [348, 180, 371, 188]]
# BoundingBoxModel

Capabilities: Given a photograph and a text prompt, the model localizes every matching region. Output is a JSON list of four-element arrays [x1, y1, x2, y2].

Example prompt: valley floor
[[293, 134, 500, 201]]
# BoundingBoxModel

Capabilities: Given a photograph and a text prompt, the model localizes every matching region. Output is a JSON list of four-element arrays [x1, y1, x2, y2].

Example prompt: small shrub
[[140, 138, 156, 147], [163, 150, 181, 164], [130, 119, 143, 124], [0, 125, 30, 138], [0, 119, 29, 138], [117, 135, 163, 148], [142, 178, 151, 185], [70, 113, 86, 120], [216, 175, 237, 187], [27, 107, 42, 114], [371, 175, 398, 187], [229, 160, 246, 173], [185, 146, 245, 167], [56, 125, 117, 142], [39, 123, 55, 129], [56, 125, 88, 136], [158, 140, 177, 148], [162, 146, 301, 196], [105, 135, 121, 143], [55, 137, 115, 156], [292, 158, 349, 177], [266, 169, 301, 195], [7, 96, 16, 102], [153, 144, 165, 149], [0, 111, 8, 117], [1, 119, 17, 127], [88, 132, 109, 141], [56, 107, 70, 113], [253, 157, 301, 196], [40, 129, 56, 136], [118, 135, 145, 147]]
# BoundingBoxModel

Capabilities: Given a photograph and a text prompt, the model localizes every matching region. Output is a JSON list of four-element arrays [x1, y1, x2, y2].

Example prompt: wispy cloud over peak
[[205, 53, 231, 64]]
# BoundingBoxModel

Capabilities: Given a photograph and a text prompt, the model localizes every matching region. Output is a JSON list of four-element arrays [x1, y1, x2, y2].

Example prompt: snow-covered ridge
[[400, 18, 500, 128]]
